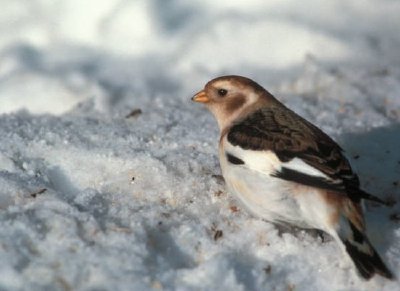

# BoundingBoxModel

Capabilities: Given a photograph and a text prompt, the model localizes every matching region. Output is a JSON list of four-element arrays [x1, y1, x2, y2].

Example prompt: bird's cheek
[[224, 95, 246, 114]]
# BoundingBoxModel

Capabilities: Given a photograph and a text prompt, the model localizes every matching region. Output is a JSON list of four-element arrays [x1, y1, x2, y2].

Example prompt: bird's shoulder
[[227, 106, 338, 154]]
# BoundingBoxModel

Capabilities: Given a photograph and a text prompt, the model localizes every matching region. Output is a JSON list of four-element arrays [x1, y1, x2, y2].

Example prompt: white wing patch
[[282, 158, 329, 179], [223, 138, 279, 174], [222, 136, 329, 180]]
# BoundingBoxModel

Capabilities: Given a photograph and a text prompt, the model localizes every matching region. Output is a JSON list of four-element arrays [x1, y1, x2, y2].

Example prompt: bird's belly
[[222, 165, 306, 226], [221, 165, 339, 232]]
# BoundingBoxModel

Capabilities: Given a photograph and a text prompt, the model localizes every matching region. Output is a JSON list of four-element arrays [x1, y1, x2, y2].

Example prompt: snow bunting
[[192, 75, 393, 280]]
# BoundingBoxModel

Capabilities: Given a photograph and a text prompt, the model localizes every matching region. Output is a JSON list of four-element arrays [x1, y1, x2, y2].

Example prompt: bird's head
[[192, 75, 275, 131]]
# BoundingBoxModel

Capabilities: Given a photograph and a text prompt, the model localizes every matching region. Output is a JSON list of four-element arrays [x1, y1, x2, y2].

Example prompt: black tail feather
[[343, 239, 394, 279], [341, 223, 394, 280], [358, 189, 388, 205]]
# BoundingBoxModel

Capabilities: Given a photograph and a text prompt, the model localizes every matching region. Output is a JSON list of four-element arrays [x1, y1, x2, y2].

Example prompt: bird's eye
[[217, 89, 228, 96]]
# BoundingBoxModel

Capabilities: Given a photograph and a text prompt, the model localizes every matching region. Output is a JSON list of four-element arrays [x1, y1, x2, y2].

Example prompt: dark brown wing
[[227, 107, 383, 203]]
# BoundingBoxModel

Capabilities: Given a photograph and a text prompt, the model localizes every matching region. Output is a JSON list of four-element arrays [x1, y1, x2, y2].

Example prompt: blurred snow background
[[0, 0, 400, 290]]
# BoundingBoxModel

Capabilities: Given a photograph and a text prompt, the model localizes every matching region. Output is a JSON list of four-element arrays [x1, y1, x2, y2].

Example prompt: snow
[[0, 0, 399, 290]]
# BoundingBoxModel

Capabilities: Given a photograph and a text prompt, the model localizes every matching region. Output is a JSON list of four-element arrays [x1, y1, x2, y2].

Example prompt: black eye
[[217, 89, 228, 96]]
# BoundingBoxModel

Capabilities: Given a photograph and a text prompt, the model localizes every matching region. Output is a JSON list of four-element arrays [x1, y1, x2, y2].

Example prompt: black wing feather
[[228, 107, 384, 204], [271, 167, 345, 193]]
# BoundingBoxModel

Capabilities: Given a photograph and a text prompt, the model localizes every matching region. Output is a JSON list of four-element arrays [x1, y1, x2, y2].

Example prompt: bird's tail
[[339, 219, 394, 280]]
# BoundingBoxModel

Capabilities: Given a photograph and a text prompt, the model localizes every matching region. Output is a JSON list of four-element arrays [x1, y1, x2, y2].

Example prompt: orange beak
[[191, 90, 210, 103]]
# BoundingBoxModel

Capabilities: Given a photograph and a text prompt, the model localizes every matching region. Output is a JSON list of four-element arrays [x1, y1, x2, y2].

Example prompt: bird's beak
[[191, 90, 210, 103]]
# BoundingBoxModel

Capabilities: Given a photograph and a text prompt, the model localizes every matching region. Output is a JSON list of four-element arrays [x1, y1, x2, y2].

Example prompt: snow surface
[[0, 0, 400, 290]]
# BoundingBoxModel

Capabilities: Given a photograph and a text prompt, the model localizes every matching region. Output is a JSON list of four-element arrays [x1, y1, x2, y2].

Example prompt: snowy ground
[[0, 1, 400, 290]]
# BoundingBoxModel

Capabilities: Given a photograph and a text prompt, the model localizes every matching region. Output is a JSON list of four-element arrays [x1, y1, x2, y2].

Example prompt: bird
[[191, 75, 393, 280]]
